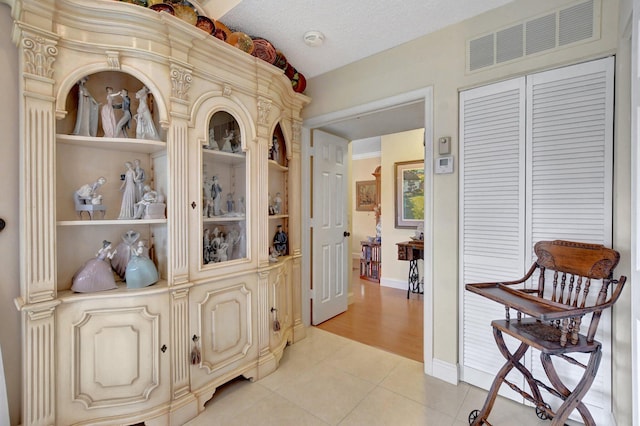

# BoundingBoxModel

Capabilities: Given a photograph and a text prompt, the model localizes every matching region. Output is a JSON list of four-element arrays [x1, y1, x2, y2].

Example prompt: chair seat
[[492, 318, 601, 355]]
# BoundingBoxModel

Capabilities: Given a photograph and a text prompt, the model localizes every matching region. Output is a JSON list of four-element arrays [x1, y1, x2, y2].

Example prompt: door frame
[[302, 87, 434, 374], [630, 0, 639, 423]]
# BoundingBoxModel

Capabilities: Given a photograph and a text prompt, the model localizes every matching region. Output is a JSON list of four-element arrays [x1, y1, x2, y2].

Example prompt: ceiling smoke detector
[[303, 30, 325, 47]]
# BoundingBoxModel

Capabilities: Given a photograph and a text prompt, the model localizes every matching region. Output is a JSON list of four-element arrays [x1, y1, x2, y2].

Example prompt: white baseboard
[[430, 359, 458, 385], [380, 278, 407, 291]]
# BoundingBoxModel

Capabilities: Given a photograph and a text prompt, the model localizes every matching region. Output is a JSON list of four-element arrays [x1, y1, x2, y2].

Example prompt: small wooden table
[[396, 240, 424, 298]]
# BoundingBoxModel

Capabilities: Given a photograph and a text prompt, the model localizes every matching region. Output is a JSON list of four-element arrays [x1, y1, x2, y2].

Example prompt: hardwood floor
[[316, 269, 424, 362]]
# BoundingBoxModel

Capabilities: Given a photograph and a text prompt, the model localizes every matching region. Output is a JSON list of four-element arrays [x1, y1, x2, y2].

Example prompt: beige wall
[[351, 156, 380, 263], [305, 0, 631, 423], [0, 5, 22, 425], [379, 129, 425, 285]]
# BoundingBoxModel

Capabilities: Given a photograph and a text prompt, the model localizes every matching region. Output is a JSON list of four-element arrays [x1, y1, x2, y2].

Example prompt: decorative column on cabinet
[[15, 26, 60, 426], [257, 96, 273, 264], [256, 97, 274, 377], [168, 63, 193, 402], [256, 269, 272, 378], [289, 119, 306, 341]]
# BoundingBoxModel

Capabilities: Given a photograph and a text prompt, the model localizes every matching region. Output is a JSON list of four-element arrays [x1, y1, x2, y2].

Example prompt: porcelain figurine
[[226, 193, 234, 213], [134, 86, 160, 141], [113, 88, 132, 138], [125, 240, 159, 289], [207, 128, 219, 150], [111, 230, 140, 279], [133, 159, 146, 202], [71, 240, 118, 292], [273, 225, 287, 255], [210, 176, 222, 216], [101, 86, 120, 138], [221, 129, 234, 152], [72, 77, 99, 137], [274, 192, 282, 214], [74, 177, 107, 219], [118, 161, 137, 219]]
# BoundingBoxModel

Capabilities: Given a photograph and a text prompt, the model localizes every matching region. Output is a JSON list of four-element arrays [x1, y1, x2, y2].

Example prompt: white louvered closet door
[[525, 57, 614, 424], [460, 56, 614, 422], [459, 77, 527, 398]]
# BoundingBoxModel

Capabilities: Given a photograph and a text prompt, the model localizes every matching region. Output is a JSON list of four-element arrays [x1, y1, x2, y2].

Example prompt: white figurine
[[74, 177, 107, 219], [133, 185, 158, 219], [217, 242, 229, 262], [125, 240, 159, 289], [269, 246, 279, 263], [221, 129, 234, 152], [134, 86, 160, 141], [72, 77, 99, 137], [238, 196, 245, 214], [133, 159, 146, 202], [71, 240, 118, 293], [75, 176, 106, 204], [207, 128, 219, 150], [274, 192, 282, 215], [118, 161, 137, 219], [114, 88, 132, 138], [101, 86, 120, 138], [111, 230, 140, 279], [211, 176, 223, 216], [203, 228, 212, 264]]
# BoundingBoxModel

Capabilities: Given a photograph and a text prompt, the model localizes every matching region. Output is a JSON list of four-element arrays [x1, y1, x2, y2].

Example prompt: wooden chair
[[465, 240, 627, 426]]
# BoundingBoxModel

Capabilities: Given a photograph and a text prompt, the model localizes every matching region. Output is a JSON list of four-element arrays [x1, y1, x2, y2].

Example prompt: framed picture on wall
[[395, 160, 425, 228], [356, 180, 377, 211]]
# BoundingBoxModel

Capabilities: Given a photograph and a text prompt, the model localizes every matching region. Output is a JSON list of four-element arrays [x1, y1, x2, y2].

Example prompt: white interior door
[[311, 130, 349, 325]]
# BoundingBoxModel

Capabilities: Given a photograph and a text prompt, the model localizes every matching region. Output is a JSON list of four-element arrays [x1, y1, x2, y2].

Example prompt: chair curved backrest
[[532, 240, 625, 344]]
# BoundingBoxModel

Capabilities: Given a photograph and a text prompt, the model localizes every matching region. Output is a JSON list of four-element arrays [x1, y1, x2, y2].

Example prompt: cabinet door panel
[[192, 282, 254, 375], [56, 295, 170, 424], [73, 307, 159, 407]]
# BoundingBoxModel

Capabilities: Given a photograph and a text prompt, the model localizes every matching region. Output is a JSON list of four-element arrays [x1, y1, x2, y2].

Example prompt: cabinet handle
[[343, 231, 351, 237], [0, 218, 5, 232], [191, 201, 196, 209], [161, 344, 167, 353]]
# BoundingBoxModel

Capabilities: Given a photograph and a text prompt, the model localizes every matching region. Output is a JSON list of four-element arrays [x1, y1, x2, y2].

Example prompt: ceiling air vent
[[467, 0, 599, 73]]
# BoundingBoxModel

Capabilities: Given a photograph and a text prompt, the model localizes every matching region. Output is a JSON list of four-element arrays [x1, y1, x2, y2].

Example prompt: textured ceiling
[[215, 0, 516, 79]]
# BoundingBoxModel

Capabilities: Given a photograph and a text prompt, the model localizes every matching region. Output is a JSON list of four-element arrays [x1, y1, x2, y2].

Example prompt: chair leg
[[471, 329, 532, 425], [541, 350, 601, 426]]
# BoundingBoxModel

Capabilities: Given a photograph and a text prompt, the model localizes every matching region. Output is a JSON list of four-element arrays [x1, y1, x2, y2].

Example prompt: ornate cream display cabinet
[[10, 0, 309, 424]]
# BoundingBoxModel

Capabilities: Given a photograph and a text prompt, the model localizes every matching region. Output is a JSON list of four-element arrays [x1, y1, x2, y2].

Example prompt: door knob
[[343, 231, 351, 237]]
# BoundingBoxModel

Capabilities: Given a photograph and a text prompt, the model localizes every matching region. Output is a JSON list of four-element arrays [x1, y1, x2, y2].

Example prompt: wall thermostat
[[435, 155, 454, 174]]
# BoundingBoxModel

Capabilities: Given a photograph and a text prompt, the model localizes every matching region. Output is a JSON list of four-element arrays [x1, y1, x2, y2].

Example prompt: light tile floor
[[185, 327, 575, 426]]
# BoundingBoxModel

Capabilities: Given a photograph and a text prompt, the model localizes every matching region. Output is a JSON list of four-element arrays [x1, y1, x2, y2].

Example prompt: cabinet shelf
[[268, 159, 288, 172], [203, 215, 246, 223], [57, 218, 167, 226], [202, 148, 246, 165], [57, 134, 166, 154], [268, 214, 288, 220], [57, 280, 170, 303]]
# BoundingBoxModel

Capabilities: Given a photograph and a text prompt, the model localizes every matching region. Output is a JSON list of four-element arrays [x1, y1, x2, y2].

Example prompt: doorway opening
[[302, 87, 434, 370]]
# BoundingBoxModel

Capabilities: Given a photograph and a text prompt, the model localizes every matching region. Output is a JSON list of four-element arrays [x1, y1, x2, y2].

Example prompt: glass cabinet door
[[201, 111, 247, 266]]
